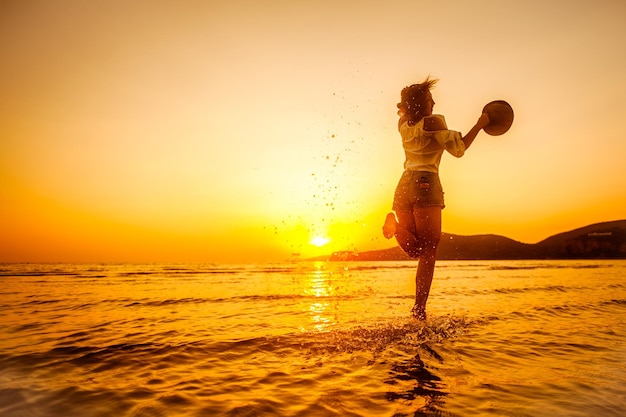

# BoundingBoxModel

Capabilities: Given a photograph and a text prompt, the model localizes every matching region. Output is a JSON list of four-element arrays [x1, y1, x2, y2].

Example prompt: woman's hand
[[477, 112, 490, 130]]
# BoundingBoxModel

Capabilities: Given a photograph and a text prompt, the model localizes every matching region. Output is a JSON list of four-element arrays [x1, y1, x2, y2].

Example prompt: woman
[[382, 77, 490, 320]]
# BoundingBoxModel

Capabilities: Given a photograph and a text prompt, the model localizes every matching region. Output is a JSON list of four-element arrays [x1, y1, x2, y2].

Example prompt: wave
[[11, 293, 363, 312], [487, 263, 615, 271], [441, 283, 592, 297], [0, 312, 477, 416], [0, 262, 419, 280], [0, 313, 475, 374]]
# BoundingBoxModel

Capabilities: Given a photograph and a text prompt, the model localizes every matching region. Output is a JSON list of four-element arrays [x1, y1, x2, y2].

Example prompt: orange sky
[[1, 0, 625, 263]]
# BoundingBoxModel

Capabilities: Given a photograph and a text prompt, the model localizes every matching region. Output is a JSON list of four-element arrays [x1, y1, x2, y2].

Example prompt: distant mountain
[[323, 220, 626, 261]]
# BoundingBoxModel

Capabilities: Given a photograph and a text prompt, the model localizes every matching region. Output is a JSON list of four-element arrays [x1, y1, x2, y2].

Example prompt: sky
[[1, 0, 625, 263]]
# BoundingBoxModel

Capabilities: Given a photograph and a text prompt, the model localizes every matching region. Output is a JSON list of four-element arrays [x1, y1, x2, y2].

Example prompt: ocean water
[[1, 260, 625, 417]]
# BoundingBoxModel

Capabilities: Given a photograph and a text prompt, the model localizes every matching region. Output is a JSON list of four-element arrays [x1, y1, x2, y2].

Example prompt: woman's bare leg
[[385, 206, 441, 318], [411, 206, 442, 319], [394, 210, 421, 258]]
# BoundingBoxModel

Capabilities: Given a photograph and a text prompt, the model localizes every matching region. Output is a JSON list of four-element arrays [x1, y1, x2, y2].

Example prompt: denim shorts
[[392, 170, 445, 211]]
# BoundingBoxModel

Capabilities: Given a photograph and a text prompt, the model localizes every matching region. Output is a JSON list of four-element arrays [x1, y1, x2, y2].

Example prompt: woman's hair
[[397, 76, 438, 126]]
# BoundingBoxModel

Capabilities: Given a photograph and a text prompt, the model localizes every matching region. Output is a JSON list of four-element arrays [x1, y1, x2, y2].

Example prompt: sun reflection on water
[[309, 301, 332, 332], [303, 263, 337, 332]]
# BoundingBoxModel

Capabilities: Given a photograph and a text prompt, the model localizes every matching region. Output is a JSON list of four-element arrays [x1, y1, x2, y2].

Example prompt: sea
[[1, 260, 625, 417]]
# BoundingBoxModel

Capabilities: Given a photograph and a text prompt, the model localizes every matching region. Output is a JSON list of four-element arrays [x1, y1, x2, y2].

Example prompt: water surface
[[1, 260, 625, 416]]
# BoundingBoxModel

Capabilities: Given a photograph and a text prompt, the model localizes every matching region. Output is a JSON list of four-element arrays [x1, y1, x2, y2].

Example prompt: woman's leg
[[394, 210, 421, 258], [411, 206, 442, 319]]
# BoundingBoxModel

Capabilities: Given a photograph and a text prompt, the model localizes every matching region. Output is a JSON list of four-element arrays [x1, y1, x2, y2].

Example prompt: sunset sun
[[310, 236, 331, 247]]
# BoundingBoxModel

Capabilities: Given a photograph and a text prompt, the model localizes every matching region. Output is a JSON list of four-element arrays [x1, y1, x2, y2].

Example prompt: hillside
[[323, 220, 626, 261]]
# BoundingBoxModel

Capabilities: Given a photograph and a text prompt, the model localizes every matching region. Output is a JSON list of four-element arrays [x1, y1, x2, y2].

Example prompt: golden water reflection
[[303, 263, 337, 332]]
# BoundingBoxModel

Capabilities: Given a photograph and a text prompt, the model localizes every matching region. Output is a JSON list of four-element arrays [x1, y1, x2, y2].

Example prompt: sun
[[310, 236, 331, 247]]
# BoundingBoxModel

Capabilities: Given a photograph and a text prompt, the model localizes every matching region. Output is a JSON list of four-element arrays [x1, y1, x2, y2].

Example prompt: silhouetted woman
[[383, 77, 490, 320]]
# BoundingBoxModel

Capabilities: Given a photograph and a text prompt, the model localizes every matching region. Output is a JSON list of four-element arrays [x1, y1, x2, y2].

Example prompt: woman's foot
[[382, 212, 397, 239], [411, 304, 427, 321]]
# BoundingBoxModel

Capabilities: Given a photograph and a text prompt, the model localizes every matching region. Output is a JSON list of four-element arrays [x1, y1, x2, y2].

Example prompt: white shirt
[[399, 114, 465, 173]]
